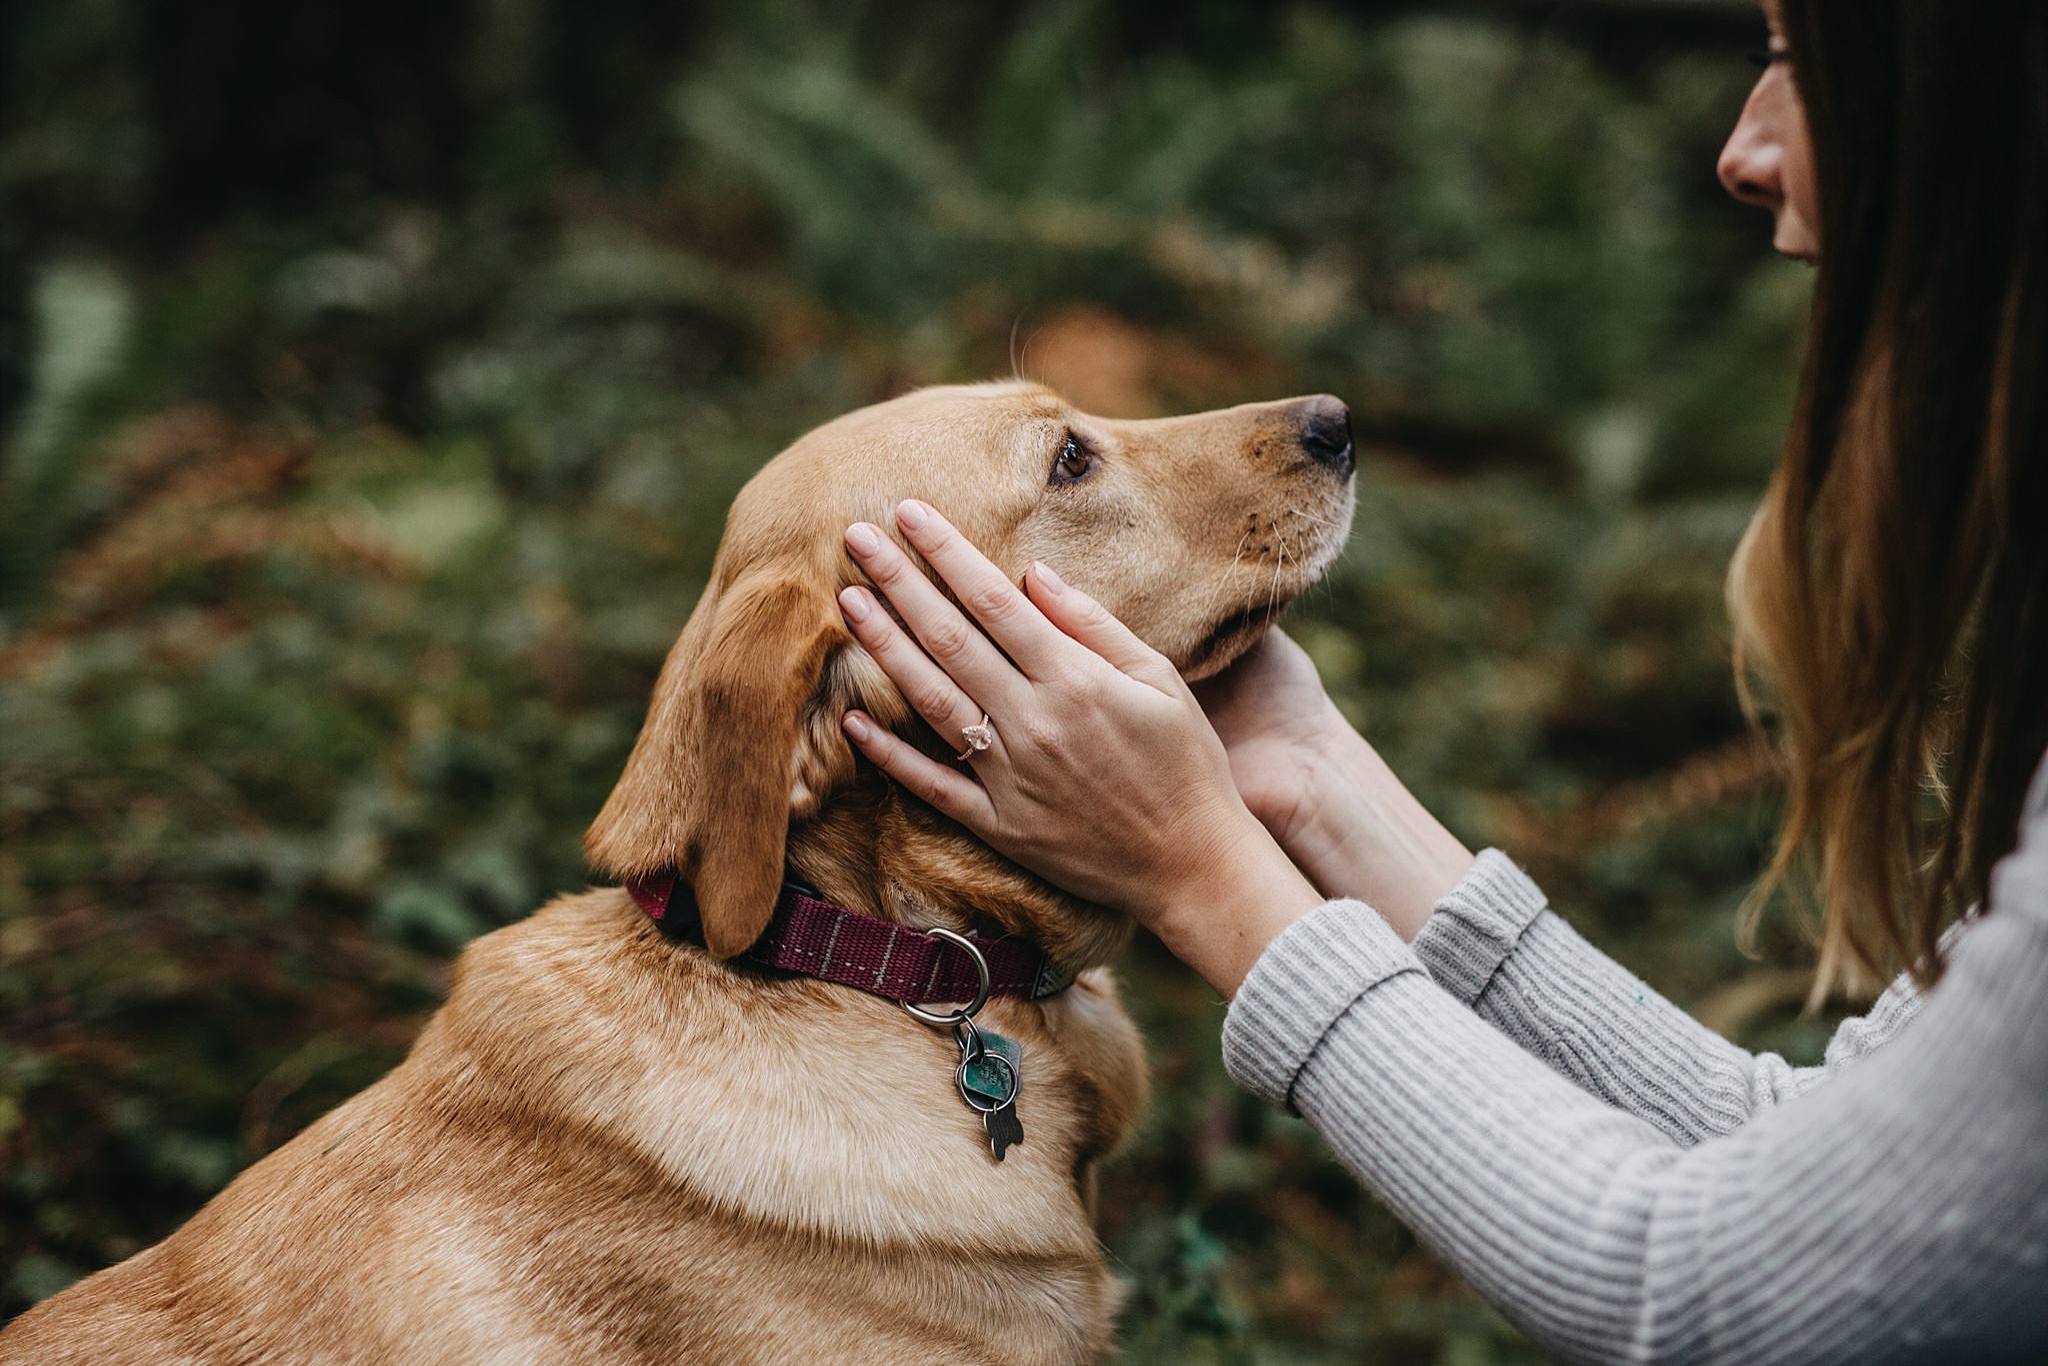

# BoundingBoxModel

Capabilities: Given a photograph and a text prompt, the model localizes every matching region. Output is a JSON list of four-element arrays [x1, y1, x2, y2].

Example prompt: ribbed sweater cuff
[[1221, 898, 1420, 1112], [1411, 847, 1548, 1007]]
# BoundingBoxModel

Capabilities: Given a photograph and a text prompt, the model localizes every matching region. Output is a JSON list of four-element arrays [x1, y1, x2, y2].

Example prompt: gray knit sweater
[[1221, 756, 2048, 1364]]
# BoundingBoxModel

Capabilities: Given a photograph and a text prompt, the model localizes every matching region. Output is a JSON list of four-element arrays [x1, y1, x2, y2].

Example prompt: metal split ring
[[900, 926, 991, 1027], [954, 1047, 1019, 1113], [950, 1017, 1019, 1111]]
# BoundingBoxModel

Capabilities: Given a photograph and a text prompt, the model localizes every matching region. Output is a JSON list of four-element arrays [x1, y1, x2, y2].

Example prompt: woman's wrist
[[1282, 726, 1475, 941], [1147, 811, 1327, 999]]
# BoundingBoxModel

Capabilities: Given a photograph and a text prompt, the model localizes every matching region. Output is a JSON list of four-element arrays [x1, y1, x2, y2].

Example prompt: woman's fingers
[[1024, 561, 1178, 689], [844, 519, 1024, 708], [888, 501, 1072, 680], [837, 584, 997, 758], [842, 710, 996, 831]]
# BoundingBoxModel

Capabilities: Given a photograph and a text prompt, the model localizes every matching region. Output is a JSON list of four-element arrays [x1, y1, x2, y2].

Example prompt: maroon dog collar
[[626, 875, 1073, 1004]]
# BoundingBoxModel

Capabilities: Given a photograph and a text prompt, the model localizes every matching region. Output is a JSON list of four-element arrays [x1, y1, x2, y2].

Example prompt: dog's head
[[585, 382, 1354, 964]]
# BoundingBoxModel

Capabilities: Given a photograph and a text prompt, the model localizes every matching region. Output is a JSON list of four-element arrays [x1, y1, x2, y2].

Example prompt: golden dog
[[1, 381, 1356, 1364]]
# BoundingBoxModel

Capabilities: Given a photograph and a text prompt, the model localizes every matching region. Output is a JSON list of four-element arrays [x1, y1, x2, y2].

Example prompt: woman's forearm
[[1280, 719, 1475, 941], [1221, 870, 2048, 1364]]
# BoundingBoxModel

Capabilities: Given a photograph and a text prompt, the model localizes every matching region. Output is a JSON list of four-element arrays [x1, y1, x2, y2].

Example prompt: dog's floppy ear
[[585, 565, 869, 958]]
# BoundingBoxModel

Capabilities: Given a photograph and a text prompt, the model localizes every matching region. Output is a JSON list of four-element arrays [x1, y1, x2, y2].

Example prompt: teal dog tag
[[961, 1030, 1022, 1105], [953, 1027, 1025, 1160]]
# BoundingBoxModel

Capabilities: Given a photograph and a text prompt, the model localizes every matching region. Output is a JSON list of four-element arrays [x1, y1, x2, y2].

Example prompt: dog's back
[[3, 892, 1141, 1365]]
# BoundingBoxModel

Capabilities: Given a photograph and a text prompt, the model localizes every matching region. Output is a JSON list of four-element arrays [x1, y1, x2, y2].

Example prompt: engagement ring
[[955, 714, 997, 760]]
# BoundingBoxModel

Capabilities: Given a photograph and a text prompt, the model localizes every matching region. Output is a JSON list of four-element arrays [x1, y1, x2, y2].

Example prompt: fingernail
[[1033, 561, 1067, 596], [846, 523, 882, 555], [838, 585, 870, 622], [895, 499, 929, 531], [842, 712, 872, 742]]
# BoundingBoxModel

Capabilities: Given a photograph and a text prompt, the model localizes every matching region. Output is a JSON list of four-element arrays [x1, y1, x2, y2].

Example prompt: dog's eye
[[1051, 434, 1094, 485]]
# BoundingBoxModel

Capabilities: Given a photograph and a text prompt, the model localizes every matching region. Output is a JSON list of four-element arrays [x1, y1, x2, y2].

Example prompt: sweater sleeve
[[1221, 789, 2048, 1364], [1409, 850, 1928, 1144]]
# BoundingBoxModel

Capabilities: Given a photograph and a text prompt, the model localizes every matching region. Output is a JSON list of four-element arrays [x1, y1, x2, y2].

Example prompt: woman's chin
[[1773, 219, 1820, 264]]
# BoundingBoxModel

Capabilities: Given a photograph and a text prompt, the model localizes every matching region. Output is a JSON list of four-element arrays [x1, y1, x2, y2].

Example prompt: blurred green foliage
[[1, 0, 1827, 1358]]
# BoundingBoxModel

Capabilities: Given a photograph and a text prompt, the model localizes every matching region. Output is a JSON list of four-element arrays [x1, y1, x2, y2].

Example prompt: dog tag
[[982, 1098, 1024, 1161], [958, 1033, 1017, 1102], [955, 1027, 1024, 1162]]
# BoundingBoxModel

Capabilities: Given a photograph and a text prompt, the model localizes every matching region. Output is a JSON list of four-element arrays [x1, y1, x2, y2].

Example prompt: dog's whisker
[[1284, 504, 1347, 530], [1266, 539, 1290, 618], [1195, 526, 1258, 628]]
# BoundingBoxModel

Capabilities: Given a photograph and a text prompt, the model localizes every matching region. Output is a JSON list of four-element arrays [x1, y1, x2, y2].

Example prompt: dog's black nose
[[1297, 394, 1355, 475]]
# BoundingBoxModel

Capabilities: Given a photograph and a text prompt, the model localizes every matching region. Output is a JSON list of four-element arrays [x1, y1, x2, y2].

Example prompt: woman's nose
[[1718, 88, 1785, 210]]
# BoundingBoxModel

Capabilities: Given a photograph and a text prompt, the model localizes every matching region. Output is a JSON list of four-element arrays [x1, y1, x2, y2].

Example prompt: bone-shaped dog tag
[[956, 1028, 1025, 1162], [982, 1099, 1024, 1160]]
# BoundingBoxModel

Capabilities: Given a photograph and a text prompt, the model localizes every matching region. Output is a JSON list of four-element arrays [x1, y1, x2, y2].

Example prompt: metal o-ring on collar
[[900, 926, 991, 1026]]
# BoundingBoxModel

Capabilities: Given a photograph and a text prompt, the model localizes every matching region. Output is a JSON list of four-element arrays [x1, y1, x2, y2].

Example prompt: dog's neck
[[784, 774, 1132, 979]]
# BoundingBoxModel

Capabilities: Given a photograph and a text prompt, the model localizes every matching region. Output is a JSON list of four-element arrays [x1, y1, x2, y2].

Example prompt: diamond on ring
[[955, 714, 997, 761]]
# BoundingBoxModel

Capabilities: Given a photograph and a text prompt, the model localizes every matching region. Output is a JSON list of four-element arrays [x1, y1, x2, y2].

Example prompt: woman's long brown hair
[[1729, 0, 2048, 999], [1728, 2, 2048, 1003]]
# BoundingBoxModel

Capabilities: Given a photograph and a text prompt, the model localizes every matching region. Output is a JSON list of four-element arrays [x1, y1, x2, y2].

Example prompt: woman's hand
[[836, 500, 1324, 997], [1194, 632, 1475, 940], [1191, 629, 1354, 850]]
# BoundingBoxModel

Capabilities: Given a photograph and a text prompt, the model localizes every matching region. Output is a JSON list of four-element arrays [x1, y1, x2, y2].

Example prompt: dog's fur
[[1, 382, 1354, 1364]]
